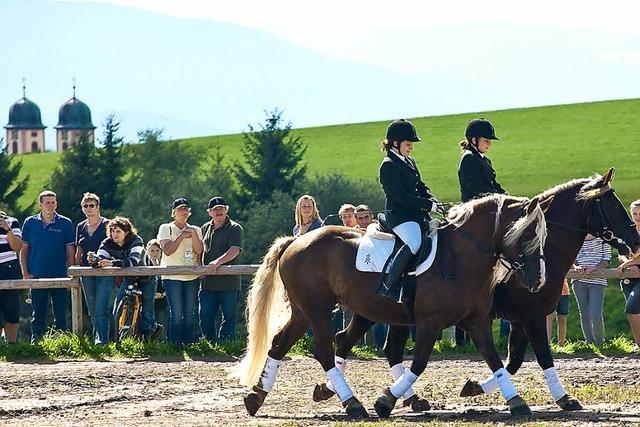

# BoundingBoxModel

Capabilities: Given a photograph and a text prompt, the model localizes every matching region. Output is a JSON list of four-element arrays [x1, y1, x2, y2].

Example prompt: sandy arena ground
[[1, 355, 639, 426]]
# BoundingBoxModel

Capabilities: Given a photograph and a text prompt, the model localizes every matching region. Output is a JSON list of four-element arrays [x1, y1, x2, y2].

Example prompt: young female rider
[[377, 119, 442, 301]]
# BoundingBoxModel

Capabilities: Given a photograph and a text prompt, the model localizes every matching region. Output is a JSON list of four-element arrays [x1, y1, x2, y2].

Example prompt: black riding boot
[[377, 244, 414, 302]]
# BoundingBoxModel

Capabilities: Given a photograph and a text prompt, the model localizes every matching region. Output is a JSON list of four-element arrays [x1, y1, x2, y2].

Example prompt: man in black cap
[[199, 196, 244, 342]]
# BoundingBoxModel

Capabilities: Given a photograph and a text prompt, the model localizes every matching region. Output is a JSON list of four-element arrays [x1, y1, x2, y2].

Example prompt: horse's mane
[[447, 194, 524, 236], [538, 174, 606, 202], [503, 202, 548, 255]]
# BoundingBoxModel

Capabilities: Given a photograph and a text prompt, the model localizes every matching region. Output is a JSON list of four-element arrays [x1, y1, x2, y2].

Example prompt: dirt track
[[1, 355, 639, 426]]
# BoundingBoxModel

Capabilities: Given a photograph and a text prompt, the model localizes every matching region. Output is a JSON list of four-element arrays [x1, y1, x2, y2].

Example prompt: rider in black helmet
[[458, 118, 506, 203], [377, 119, 441, 302]]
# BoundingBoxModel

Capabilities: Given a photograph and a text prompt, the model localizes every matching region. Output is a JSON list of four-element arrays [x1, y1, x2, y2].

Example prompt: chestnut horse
[[233, 194, 551, 419], [318, 168, 640, 414]]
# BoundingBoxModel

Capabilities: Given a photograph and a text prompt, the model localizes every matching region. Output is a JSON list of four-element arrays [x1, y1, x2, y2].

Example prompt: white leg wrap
[[326, 367, 353, 402], [389, 368, 418, 399], [494, 368, 518, 401], [258, 356, 281, 392], [543, 367, 567, 402], [480, 373, 499, 394], [391, 363, 416, 400], [327, 356, 348, 392]]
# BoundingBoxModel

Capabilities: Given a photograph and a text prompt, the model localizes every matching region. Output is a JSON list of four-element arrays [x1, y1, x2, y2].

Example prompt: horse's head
[[499, 195, 554, 293], [578, 168, 640, 256]]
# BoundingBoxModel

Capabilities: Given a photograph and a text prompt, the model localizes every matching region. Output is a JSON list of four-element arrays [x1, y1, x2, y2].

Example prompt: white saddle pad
[[356, 228, 438, 276]]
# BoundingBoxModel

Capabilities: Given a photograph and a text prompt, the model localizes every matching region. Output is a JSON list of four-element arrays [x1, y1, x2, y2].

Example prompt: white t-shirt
[[157, 222, 203, 281]]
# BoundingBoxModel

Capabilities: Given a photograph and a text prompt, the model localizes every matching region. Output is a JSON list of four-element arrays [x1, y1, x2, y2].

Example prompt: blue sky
[[2, 0, 640, 148]]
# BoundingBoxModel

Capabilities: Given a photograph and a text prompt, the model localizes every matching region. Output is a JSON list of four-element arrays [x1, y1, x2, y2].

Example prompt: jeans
[[372, 323, 388, 350], [114, 278, 158, 336], [573, 281, 605, 345], [499, 319, 511, 337], [199, 289, 238, 342], [164, 279, 200, 345], [82, 276, 115, 344], [31, 288, 69, 341]]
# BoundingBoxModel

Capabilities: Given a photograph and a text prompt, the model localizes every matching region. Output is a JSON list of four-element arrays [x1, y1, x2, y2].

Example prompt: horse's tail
[[232, 235, 296, 387]]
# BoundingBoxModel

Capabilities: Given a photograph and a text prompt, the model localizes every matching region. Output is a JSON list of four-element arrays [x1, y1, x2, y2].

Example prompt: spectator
[[0, 209, 23, 343], [546, 278, 570, 346], [572, 234, 611, 345], [93, 216, 163, 341], [293, 195, 322, 237], [354, 204, 386, 349], [617, 199, 640, 350], [355, 204, 376, 230], [338, 204, 358, 228], [200, 197, 244, 342], [158, 198, 203, 346], [20, 190, 75, 342], [74, 193, 111, 344], [145, 239, 167, 334]]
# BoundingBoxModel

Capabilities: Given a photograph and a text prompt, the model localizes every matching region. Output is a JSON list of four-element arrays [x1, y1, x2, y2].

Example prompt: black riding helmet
[[465, 118, 499, 140], [386, 119, 421, 143]]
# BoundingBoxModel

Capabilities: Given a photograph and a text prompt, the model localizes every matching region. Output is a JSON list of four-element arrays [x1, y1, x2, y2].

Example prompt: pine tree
[[94, 114, 124, 214], [0, 138, 33, 217], [235, 109, 307, 205], [49, 132, 99, 223]]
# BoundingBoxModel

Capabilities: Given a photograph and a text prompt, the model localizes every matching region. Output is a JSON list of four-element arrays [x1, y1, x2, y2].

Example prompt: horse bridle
[[546, 188, 635, 253]]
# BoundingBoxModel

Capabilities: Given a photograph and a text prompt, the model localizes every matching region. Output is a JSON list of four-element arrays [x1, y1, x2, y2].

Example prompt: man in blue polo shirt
[[20, 190, 75, 342]]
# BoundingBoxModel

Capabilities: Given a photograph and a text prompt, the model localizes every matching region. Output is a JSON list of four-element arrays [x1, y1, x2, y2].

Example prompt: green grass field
[[15, 98, 640, 209]]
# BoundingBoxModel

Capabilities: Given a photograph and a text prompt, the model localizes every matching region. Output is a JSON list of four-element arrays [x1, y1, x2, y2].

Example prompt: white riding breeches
[[392, 221, 422, 254]]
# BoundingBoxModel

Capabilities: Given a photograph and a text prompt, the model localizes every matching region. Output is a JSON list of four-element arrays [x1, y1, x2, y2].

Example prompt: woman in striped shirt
[[572, 234, 612, 345]]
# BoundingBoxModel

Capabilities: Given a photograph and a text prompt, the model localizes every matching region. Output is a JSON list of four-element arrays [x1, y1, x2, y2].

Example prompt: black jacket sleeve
[[459, 154, 488, 198]]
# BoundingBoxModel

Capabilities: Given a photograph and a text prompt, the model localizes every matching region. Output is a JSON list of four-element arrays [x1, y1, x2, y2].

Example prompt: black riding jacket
[[379, 150, 436, 229], [458, 146, 506, 202]]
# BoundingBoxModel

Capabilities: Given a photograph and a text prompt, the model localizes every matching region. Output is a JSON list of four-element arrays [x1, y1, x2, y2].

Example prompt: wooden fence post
[[69, 278, 83, 337]]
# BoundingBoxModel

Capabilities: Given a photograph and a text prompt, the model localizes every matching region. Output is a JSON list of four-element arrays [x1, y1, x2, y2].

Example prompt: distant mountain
[[1, 0, 499, 147]]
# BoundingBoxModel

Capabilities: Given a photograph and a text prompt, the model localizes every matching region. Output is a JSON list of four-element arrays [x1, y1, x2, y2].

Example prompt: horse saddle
[[355, 213, 438, 276]]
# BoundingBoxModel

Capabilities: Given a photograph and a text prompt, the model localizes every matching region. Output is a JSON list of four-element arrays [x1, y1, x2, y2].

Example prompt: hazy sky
[[3, 0, 640, 146]]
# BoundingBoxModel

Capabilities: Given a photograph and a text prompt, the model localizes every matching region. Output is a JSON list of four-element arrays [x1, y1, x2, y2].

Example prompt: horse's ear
[[602, 167, 616, 186], [539, 195, 554, 213], [525, 197, 540, 215]]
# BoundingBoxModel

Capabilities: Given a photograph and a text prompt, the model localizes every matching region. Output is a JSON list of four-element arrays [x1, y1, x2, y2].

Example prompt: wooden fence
[[0, 266, 638, 336]]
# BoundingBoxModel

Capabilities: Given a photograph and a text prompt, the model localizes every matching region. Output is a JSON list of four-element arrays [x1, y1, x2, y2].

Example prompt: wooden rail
[[0, 266, 638, 337]]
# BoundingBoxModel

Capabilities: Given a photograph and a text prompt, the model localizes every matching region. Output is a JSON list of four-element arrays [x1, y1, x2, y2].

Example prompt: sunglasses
[[82, 203, 97, 209]]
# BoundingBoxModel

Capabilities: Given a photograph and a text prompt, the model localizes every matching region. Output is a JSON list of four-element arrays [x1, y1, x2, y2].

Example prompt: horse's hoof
[[313, 382, 336, 402], [403, 394, 430, 412], [507, 395, 532, 416], [244, 386, 268, 416], [460, 379, 484, 397], [374, 387, 397, 418], [343, 396, 369, 419], [556, 394, 583, 411]]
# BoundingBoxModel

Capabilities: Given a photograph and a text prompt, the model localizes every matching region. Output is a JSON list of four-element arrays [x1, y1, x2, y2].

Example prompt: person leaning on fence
[[158, 198, 203, 346], [92, 216, 163, 341], [546, 278, 570, 346], [572, 234, 612, 345], [355, 204, 375, 230], [200, 197, 243, 342], [145, 239, 168, 337], [616, 199, 640, 350], [338, 204, 358, 228], [0, 209, 24, 343], [74, 192, 112, 344], [20, 190, 75, 343], [293, 195, 322, 237]]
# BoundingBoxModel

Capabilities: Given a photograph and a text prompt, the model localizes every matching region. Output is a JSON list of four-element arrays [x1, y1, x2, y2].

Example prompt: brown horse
[[233, 193, 551, 419], [458, 168, 640, 406], [318, 168, 640, 413]]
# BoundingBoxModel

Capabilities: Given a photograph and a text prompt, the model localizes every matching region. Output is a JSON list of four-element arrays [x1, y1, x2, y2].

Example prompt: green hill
[[17, 98, 640, 208]]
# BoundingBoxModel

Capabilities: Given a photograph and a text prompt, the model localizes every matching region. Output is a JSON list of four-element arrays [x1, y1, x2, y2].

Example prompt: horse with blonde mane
[[233, 193, 552, 419]]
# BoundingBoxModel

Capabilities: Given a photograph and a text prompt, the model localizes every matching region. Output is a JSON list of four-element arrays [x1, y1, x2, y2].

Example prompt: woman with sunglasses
[[75, 192, 111, 344]]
